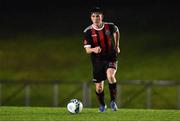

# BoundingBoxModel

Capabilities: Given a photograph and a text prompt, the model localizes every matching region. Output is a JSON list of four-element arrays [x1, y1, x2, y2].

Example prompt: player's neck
[[93, 23, 103, 28], [92, 22, 104, 30]]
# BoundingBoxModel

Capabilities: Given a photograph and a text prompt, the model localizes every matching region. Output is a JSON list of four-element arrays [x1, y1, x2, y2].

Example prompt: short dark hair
[[90, 6, 103, 14]]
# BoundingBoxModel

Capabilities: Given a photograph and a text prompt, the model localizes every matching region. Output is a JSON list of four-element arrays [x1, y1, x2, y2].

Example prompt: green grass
[[0, 106, 180, 121]]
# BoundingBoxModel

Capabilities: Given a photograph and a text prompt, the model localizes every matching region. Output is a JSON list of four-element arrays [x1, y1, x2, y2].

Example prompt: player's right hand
[[93, 46, 101, 54]]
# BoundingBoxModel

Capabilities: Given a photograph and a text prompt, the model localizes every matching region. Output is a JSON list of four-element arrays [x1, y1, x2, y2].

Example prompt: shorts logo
[[92, 79, 97, 82], [108, 62, 117, 69]]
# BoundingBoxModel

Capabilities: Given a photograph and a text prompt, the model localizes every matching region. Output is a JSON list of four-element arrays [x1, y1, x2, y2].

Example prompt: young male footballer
[[83, 7, 120, 112]]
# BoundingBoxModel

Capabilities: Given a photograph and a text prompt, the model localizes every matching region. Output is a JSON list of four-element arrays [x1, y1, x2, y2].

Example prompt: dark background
[[0, 0, 180, 36]]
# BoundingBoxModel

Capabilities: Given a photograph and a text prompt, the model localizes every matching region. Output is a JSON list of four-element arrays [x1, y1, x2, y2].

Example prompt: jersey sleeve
[[83, 30, 92, 48], [109, 23, 119, 33]]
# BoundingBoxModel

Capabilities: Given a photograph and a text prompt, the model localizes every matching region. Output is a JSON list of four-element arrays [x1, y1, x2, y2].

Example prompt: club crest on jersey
[[105, 30, 110, 36]]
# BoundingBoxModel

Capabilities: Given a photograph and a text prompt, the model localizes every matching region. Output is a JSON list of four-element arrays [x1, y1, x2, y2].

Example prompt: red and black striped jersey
[[83, 22, 119, 62]]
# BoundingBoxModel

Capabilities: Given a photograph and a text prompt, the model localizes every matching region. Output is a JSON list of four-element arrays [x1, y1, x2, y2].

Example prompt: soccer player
[[83, 7, 120, 112]]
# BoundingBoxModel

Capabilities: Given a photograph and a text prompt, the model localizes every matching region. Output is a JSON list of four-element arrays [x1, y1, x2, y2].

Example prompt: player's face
[[91, 13, 103, 25]]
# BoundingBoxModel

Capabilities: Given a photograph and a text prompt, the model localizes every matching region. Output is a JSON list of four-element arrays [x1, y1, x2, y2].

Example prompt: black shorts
[[92, 61, 118, 83]]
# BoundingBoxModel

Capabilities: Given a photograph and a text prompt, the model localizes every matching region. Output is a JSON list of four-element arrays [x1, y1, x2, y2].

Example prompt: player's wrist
[[115, 45, 119, 49]]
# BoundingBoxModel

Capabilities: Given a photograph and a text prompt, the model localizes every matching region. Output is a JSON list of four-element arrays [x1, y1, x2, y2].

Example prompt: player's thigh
[[106, 61, 117, 77]]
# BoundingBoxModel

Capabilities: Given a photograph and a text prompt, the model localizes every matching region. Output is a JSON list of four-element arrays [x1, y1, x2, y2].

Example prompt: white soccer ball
[[67, 99, 83, 114]]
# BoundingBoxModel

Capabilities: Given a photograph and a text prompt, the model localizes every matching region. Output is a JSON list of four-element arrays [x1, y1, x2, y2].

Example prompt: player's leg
[[92, 61, 107, 112], [95, 81, 107, 112], [107, 68, 117, 102], [106, 62, 118, 111], [95, 81, 105, 106], [107, 68, 117, 84]]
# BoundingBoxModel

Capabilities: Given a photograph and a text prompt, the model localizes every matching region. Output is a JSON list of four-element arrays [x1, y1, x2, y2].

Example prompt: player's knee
[[109, 80, 116, 84], [96, 86, 103, 93], [107, 74, 116, 84], [107, 73, 115, 80]]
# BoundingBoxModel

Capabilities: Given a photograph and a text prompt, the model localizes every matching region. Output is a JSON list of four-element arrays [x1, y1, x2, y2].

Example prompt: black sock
[[109, 83, 117, 101], [96, 91, 105, 106]]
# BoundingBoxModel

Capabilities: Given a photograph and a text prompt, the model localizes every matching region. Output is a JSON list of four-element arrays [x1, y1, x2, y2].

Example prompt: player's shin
[[108, 83, 117, 102], [95, 90, 105, 106], [109, 83, 118, 111]]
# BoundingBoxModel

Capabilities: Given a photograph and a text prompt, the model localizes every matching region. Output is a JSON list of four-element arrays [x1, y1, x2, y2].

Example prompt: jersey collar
[[92, 23, 104, 31]]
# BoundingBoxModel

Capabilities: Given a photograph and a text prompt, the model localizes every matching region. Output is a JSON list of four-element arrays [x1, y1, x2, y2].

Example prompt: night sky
[[0, 0, 180, 35]]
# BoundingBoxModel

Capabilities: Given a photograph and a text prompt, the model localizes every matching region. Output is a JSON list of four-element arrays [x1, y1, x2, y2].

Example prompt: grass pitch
[[0, 106, 180, 121]]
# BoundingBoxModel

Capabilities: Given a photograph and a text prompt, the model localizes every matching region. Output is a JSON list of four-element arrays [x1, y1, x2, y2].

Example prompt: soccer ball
[[67, 99, 83, 114]]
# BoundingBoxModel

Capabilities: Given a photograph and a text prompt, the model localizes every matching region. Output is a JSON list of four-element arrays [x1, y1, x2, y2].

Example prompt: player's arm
[[83, 29, 101, 54], [85, 46, 101, 54], [113, 26, 120, 54]]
